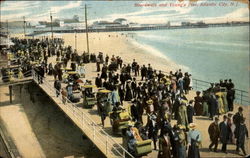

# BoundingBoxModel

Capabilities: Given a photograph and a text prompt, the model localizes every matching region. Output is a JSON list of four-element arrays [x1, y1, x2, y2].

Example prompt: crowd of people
[[1, 37, 248, 158]]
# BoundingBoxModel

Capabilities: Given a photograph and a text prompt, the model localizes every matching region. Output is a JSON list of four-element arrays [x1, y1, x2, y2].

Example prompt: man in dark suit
[[187, 100, 195, 124], [95, 73, 102, 88], [208, 117, 220, 152], [219, 115, 229, 153], [233, 106, 244, 129], [140, 65, 147, 81], [146, 113, 158, 150]]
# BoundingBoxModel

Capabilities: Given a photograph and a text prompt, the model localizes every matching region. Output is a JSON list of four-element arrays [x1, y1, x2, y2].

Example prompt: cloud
[[1, 1, 40, 11], [1, 12, 31, 21], [187, 7, 249, 23], [102, 1, 193, 24], [50, 1, 82, 14], [224, 7, 249, 19]]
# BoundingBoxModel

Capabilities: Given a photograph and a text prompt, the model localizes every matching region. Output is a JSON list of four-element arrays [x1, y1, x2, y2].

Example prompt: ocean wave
[[129, 38, 190, 72], [136, 33, 168, 41], [191, 40, 249, 48], [136, 32, 248, 48]]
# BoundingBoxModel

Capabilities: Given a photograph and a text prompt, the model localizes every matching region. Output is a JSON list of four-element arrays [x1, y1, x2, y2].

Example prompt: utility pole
[[23, 16, 26, 37], [50, 11, 54, 41], [6, 20, 8, 36], [84, 4, 89, 54]]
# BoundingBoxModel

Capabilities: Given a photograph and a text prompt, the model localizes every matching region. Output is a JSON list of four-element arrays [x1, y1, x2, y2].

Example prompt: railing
[[0, 70, 33, 83], [159, 70, 249, 106], [191, 78, 249, 105], [32, 70, 134, 158]]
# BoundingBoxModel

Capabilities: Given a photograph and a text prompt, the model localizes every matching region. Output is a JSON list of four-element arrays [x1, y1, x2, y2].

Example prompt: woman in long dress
[[187, 123, 201, 158], [194, 91, 203, 116]]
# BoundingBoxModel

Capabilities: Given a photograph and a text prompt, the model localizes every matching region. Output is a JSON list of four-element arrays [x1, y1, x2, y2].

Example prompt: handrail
[[32, 70, 134, 158], [1, 70, 33, 81], [159, 70, 249, 105]]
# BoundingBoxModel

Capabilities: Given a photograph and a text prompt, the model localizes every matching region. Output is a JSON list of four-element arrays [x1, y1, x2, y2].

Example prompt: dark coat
[[95, 77, 102, 88], [219, 122, 229, 144], [194, 96, 203, 116], [130, 104, 139, 121], [125, 84, 133, 101], [234, 123, 248, 146], [187, 105, 195, 123], [208, 122, 220, 141], [208, 95, 218, 117], [141, 67, 147, 77], [233, 112, 244, 127], [158, 135, 171, 158], [147, 119, 158, 139], [54, 80, 61, 90]]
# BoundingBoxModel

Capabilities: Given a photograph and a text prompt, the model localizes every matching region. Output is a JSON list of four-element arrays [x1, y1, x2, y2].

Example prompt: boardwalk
[[31, 66, 134, 158]]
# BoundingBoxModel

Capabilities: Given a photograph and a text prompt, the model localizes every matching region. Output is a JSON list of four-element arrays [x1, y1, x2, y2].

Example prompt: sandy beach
[[62, 32, 182, 73], [2, 32, 249, 158]]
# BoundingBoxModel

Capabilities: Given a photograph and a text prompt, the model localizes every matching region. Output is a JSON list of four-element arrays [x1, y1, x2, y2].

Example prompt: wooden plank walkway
[[32, 72, 133, 158]]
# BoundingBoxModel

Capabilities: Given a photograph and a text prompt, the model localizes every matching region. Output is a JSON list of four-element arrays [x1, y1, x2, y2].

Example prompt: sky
[[0, 0, 249, 25]]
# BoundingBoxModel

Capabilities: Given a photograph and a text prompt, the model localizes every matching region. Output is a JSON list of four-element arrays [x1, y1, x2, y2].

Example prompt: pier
[[31, 68, 134, 158], [27, 22, 249, 37]]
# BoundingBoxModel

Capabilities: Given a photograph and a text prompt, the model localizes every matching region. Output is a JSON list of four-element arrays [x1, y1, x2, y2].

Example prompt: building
[[92, 21, 124, 29], [0, 33, 14, 48], [113, 18, 128, 25]]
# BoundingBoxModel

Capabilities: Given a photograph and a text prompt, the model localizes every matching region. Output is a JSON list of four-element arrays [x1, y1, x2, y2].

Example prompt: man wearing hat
[[219, 115, 229, 153], [130, 99, 139, 122], [146, 99, 154, 114], [147, 113, 158, 150], [234, 117, 248, 156], [187, 123, 201, 158], [233, 106, 244, 129], [208, 117, 220, 152]]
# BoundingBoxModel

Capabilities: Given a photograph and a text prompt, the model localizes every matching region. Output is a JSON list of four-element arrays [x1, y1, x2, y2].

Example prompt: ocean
[[128, 26, 249, 92]]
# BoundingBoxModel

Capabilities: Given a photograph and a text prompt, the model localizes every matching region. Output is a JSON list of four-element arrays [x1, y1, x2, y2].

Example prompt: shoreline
[[62, 32, 181, 73]]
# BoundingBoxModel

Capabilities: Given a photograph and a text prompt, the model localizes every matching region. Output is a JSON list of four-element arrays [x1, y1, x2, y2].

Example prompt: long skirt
[[188, 140, 200, 158]]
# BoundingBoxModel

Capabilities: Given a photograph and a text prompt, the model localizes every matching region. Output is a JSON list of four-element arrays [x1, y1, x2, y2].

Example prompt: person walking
[[233, 106, 244, 129], [234, 118, 248, 156], [54, 79, 61, 97], [219, 115, 229, 153], [208, 117, 220, 152], [147, 113, 158, 150]]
